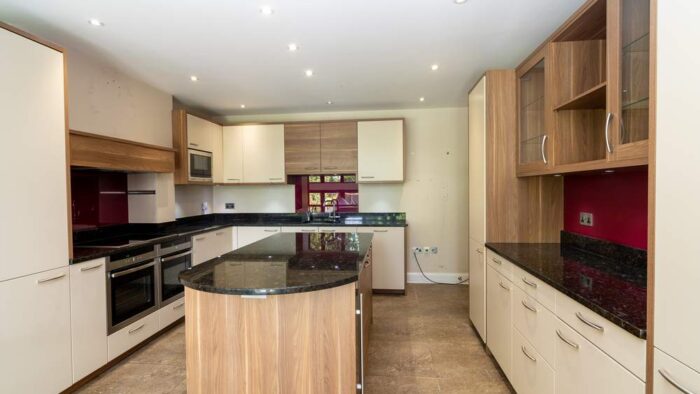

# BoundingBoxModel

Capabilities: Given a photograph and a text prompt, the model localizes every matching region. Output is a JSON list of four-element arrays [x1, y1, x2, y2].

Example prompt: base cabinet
[[486, 264, 512, 379], [107, 313, 159, 361], [192, 227, 235, 265], [468, 239, 486, 342], [236, 226, 281, 249], [356, 227, 405, 293], [654, 347, 700, 394], [511, 328, 554, 394], [159, 299, 186, 329], [0, 267, 72, 393]]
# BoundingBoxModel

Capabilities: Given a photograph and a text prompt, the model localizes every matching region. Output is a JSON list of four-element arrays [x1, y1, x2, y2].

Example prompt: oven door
[[189, 149, 212, 181], [108, 260, 158, 334], [160, 250, 192, 306]]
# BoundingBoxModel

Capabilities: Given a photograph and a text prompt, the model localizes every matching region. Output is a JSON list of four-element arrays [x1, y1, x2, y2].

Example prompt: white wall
[[219, 107, 469, 278], [66, 48, 173, 148], [174, 185, 214, 218]]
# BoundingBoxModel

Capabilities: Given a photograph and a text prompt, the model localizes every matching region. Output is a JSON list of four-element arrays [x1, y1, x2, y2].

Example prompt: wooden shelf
[[554, 82, 607, 111], [517, 157, 648, 177]]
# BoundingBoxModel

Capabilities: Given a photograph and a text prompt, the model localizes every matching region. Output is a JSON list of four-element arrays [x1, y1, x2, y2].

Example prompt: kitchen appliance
[[106, 245, 158, 334], [188, 149, 212, 182], [158, 236, 192, 307]]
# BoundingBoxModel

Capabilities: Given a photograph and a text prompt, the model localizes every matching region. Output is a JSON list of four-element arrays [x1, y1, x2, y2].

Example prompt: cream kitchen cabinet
[[357, 120, 404, 182], [107, 312, 160, 361], [69, 258, 108, 382], [187, 114, 224, 183], [486, 264, 512, 379], [654, 347, 700, 394], [242, 124, 286, 183], [469, 240, 486, 342], [356, 227, 405, 293], [0, 267, 72, 393], [512, 284, 557, 367], [318, 226, 357, 233], [281, 226, 318, 233], [192, 227, 235, 265], [158, 298, 186, 330], [511, 327, 554, 394], [237, 226, 281, 249], [222, 125, 244, 183]]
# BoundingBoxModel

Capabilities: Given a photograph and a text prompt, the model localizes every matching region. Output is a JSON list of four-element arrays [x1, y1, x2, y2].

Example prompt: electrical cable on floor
[[412, 251, 468, 285]]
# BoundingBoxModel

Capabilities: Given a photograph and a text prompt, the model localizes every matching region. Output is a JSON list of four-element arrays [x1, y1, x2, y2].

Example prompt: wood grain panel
[[552, 0, 607, 42], [645, 0, 656, 389], [284, 123, 321, 174], [321, 122, 358, 174], [185, 283, 357, 394], [70, 131, 175, 173], [555, 109, 607, 165], [171, 109, 189, 184]]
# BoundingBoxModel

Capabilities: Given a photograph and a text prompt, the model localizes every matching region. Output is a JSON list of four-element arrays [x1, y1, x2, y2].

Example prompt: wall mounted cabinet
[[357, 120, 404, 182], [222, 124, 285, 184], [284, 123, 321, 174], [321, 122, 358, 174], [284, 121, 360, 175], [172, 110, 223, 184]]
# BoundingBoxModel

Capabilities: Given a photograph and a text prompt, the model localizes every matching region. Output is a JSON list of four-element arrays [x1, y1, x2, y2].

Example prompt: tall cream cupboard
[[0, 25, 72, 393]]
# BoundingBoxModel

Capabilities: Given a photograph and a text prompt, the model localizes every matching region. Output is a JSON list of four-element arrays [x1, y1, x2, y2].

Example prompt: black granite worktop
[[71, 212, 404, 264], [179, 232, 372, 295], [486, 232, 647, 339]]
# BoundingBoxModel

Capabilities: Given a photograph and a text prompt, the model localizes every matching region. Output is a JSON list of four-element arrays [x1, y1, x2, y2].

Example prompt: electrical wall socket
[[412, 247, 423, 254], [430, 246, 439, 254], [413, 246, 439, 254], [579, 212, 594, 227], [225, 202, 235, 209], [422, 246, 431, 253]]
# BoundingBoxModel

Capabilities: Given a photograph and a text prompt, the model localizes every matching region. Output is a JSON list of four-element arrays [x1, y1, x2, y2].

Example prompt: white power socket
[[412, 246, 439, 254]]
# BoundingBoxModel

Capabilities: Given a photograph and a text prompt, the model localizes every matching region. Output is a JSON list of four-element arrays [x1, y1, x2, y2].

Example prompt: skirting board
[[407, 272, 469, 285]]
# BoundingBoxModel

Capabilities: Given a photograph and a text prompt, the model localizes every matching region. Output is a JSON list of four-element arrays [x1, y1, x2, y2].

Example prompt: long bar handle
[[521, 346, 537, 362], [37, 273, 66, 284], [522, 277, 538, 288], [161, 251, 192, 262], [521, 300, 538, 313], [541, 135, 548, 164], [80, 263, 103, 272], [605, 112, 614, 153], [576, 312, 605, 332], [128, 324, 145, 334], [556, 329, 580, 350]]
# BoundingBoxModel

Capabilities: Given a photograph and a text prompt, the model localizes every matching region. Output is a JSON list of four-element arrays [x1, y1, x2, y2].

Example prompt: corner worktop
[[179, 232, 372, 295]]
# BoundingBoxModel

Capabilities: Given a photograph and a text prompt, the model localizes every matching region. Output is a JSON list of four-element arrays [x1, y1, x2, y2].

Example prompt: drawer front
[[512, 327, 554, 394], [555, 292, 646, 380], [511, 264, 556, 311], [512, 285, 557, 367], [554, 319, 644, 394], [281, 226, 318, 233], [486, 249, 512, 280], [319, 226, 357, 233], [212, 227, 234, 256], [159, 299, 185, 329], [107, 312, 159, 361], [192, 233, 214, 265], [486, 264, 512, 379], [654, 347, 700, 394]]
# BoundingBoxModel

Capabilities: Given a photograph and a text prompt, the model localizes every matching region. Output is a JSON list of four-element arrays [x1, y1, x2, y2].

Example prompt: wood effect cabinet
[[0, 267, 72, 393], [284, 123, 321, 174], [69, 259, 108, 382], [357, 120, 404, 182], [356, 227, 405, 293], [486, 264, 512, 379], [283, 121, 357, 175], [321, 122, 358, 174]]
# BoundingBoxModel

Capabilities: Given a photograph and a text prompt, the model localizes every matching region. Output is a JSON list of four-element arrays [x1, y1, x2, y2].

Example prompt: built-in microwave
[[188, 149, 212, 182]]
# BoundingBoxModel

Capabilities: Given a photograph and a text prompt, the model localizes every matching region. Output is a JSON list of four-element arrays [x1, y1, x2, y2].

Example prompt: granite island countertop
[[485, 238, 647, 339], [179, 232, 372, 296]]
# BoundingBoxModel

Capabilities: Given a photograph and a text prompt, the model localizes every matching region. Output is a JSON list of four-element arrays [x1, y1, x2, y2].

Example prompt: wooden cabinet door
[[284, 123, 321, 175], [321, 122, 357, 174], [468, 239, 486, 342], [468, 76, 486, 244], [70, 259, 108, 382], [357, 120, 404, 182], [0, 267, 72, 393], [0, 27, 68, 282], [486, 265, 512, 379], [356, 227, 405, 292], [222, 126, 244, 183], [242, 124, 286, 183]]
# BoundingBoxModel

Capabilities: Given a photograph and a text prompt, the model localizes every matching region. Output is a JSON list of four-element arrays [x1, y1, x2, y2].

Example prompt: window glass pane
[[343, 175, 356, 183], [324, 192, 339, 206], [309, 193, 321, 205], [323, 175, 341, 183], [309, 206, 322, 213], [309, 176, 321, 183]]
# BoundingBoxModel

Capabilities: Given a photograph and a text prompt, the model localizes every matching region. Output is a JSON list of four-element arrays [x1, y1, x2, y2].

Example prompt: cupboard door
[[187, 114, 214, 152], [70, 259, 108, 382], [284, 123, 321, 175], [468, 77, 486, 244], [242, 124, 286, 183], [654, 347, 700, 394], [468, 239, 486, 342], [192, 232, 215, 265], [0, 267, 72, 393], [486, 265, 512, 379], [213, 227, 234, 256], [321, 122, 357, 174], [512, 285, 556, 367], [357, 120, 404, 182], [511, 328, 554, 394], [237, 227, 281, 249], [356, 227, 405, 292], [222, 126, 244, 183]]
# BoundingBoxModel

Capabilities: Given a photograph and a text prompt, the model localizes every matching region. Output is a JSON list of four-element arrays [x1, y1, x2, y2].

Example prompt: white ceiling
[[0, 0, 584, 115]]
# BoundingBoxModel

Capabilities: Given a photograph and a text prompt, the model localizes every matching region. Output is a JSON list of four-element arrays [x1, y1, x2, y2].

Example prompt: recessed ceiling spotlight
[[419, 97, 425, 102], [454, 0, 468, 4], [240, 104, 246, 109], [327, 100, 333, 105], [604, 169, 615, 173], [288, 43, 298, 52], [305, 69, 314, 77], [431, 64, 439, 71], [190, 75, 198, 82], [554, 174, 562, 177], [260, 5, 274, 15], [88, 18, 104, 27]]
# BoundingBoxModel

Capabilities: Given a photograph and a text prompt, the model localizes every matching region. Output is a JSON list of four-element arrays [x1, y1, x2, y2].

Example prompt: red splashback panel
[[564, 168, 648, 250], [71, 170, 128, 229]]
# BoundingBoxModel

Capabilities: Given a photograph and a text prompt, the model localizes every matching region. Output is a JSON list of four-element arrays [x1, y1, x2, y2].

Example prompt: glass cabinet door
[[518, 55, 550, 172]]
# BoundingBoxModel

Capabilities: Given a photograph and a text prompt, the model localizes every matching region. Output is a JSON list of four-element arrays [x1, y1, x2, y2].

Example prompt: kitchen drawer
[[511, 327, 554, 394], [486, 264, 512, 379], [212, 226, 234, 256], [486, 249, 513, 280], [654, 347, 700, 394], [281, 226, 318, 233], [511, 264, 556, 311], [556, 292, 646, 380], [512, 285, 557, 367], [319, 226, 357, 233], [107, 312, 159, 361], [159, 299, 185, 329], [192, 232, 215, 266], [237, 226, 281, 249]]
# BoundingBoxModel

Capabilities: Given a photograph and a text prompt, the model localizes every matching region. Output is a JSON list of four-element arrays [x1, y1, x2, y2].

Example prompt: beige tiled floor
[[77, 284, 511, 393]]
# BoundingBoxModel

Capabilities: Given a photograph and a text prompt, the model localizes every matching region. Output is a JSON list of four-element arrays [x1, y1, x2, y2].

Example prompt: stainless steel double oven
[[106, 236, 192, 334]]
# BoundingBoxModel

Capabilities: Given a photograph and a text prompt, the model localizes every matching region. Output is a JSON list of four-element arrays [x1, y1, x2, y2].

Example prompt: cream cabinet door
[[511, 328, 554, 394], [69, 259, 108, 382], [486, 264, 512, 379], [356, 227, 405, 292], [107, 312, 159, 361], [192, 232, 215, 265], [468, 239, 486, 342], [0, 28, 68, 282], [187, 114, 214, 152], [222, 126, 244, 183], [468, 76, 486, 244], [654, 347, 700, 394], [357, 120, 404, 182], [0, 267, 72, 393], [237, 227, 281, 249], [241, 124, 286, 183], [213, 227, 234, 256]]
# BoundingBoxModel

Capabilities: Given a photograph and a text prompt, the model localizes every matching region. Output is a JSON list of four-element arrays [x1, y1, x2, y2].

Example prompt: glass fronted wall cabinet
[[517, 46, 552, 175]]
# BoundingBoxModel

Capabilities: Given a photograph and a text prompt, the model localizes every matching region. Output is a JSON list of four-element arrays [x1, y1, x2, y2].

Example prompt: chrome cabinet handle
[[498, 282, 510, 291], [37, 273, 66, 284], [541, 135, 548, 164], [492, 258, 502, 265], [324, 166, 338, 170], [264, 229, 279, 232], [522, 277, 538, 288], [659, 369, 696, 394], [173, 302, 185, 310], [521, 300, 537, 313], [321, 229, 336, 233], [80, 263, 103, 272], [304, 167, 318, 170], [194, 237, 205, 241], [576, 312, 605, 331], [128, 324, 145, 334], [189, 143, 199, 147], [373, 230, 388, 233], [476, 248, 483, 254], [301, 229, 316, 232], [269, 178, 283, 181], [360, 176, 375, 179], [604, 112, 614, 153], [227, 178, 240, 181], [556, 329, 580, 349], [521, 346, 537, 362]]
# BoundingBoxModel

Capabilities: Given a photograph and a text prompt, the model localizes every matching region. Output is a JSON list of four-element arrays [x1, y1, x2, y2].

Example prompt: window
[[291, 174, 359, 213]]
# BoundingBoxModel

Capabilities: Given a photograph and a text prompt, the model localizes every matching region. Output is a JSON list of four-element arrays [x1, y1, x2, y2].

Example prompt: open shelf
[[554, 82, 606, 111]]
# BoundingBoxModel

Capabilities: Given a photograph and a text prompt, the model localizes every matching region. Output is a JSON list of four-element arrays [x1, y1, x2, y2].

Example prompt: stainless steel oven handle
[[110, 261, 156, 278], [161, 251, 192, 262]]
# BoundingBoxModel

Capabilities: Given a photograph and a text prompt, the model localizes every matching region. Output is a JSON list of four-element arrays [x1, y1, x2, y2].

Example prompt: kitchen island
[[179, 232, 373, 394]]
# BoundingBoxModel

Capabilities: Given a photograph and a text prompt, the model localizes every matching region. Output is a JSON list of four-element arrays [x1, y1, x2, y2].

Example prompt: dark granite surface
[[179, 232, 372, 295], [486, 232, 647, 339], [71, 212, 405, 264]]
